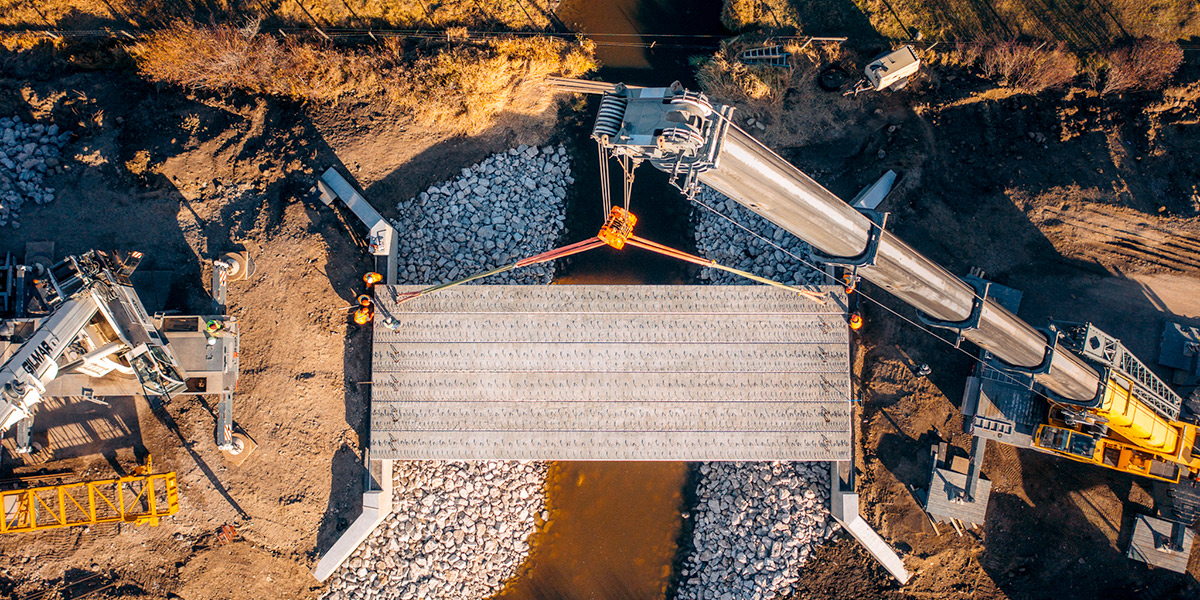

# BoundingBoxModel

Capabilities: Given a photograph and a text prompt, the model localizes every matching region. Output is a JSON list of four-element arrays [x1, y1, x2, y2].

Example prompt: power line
[[3, 26, 1197, 50]]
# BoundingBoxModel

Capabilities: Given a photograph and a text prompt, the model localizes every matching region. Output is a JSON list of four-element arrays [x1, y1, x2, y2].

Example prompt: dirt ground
[[1, 28, 1200, 600], [0, 51, 562, 600], [777, 66, 1200, 599]]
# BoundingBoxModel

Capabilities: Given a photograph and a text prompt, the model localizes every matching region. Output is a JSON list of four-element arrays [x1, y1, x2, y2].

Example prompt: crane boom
[[0, 294, 100, 429], [587, 81, 1102, 403], [0, 251, 188, 433]]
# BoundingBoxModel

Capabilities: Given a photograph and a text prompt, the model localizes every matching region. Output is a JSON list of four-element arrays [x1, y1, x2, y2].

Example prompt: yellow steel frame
[[1, 458, 179, 533]]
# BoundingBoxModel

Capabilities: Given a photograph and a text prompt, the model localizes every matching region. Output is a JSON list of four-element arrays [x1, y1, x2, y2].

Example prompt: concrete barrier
[[830, 461, 912, 584], [313, 459, 393, 582]]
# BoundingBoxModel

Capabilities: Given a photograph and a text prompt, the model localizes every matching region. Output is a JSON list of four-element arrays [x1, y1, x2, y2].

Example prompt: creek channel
[[494, 1, 728, 599]]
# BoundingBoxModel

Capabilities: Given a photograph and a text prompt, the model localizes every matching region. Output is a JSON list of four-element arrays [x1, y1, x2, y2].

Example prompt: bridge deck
[[369, 285, 851, 461]]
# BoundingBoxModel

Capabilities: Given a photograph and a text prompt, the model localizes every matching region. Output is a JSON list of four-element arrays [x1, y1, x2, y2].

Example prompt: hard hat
[[849, 313, 863, 330], [363, 272, 383, 286], [357, 294, 373, 307], [206, 320, 224, 332], [353, 307, 372, 325]]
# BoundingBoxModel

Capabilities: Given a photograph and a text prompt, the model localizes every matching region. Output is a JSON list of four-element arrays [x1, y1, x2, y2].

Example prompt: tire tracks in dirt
[[1029, 202, 1200, 274]]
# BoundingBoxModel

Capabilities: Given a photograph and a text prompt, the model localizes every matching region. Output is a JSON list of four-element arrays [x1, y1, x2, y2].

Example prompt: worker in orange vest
[[352, 293, 374, 325], [353, 306, 373, 325]]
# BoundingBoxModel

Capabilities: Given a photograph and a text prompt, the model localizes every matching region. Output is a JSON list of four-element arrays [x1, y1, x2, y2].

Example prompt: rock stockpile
[[692, 185, 825, 287], [321, 461, 548, 600], [0, 116, 70, 229], [676, 462, 840, 600], [393, 144, 571, 285]]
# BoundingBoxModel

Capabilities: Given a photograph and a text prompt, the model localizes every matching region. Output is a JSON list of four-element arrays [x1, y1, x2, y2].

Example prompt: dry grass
[[894, 0, 1198, 44], [278, 0, 554, 30], [697, 54, 785, 104], [1100, 38, 1185, 95], [935, 40, 985, 67], [291, 0, 551, 30], [695, 39, 833, 105], [721, 0, 1200, 45], [131, 22, 595, 134], [720, 0, 801, 31], [0, 0, 554, 30], [693, 38, 859, 148], [125, 149, 151, 175], [0, 32, 55, 51]]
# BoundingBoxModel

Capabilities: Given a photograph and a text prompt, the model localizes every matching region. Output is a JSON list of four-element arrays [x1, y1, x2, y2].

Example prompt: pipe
[[59, 341, 125, 375], [699, 126, 1102, 402]]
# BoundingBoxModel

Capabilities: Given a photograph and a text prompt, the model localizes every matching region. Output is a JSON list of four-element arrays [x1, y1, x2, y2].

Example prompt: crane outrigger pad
[[368, 285, 851, 461], [1127, 514, 1194, 573]]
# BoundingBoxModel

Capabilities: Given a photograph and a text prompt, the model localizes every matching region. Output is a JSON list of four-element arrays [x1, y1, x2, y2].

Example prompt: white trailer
[[865, 45, 921, 91]]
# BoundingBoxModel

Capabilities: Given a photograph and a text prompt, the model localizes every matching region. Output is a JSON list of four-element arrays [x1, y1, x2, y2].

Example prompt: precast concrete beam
[[701, 126, 1101, 402]]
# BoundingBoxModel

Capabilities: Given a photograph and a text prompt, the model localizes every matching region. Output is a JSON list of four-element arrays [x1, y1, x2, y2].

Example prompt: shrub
[[1101, 38, 1184, 95], [131, 22, 596, 134], [981, 40, 1077, 93], [698, 56, 778, 102], [941, 40, 984, 69], [695, 40, 797, 105]]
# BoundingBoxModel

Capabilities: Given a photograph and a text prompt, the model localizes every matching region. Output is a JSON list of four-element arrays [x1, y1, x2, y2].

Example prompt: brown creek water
[[557, 0, 726, 75], [491, 2, 728, 599], [497, 462, 690, 600]]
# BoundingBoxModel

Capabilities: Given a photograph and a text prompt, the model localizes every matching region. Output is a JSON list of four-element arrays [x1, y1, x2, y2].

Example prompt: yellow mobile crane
[[1033, 323, 1198, 483]]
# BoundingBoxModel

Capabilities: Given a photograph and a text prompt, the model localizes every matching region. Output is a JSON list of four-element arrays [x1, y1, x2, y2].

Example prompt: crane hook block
[[598, 207, 638, 249]]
